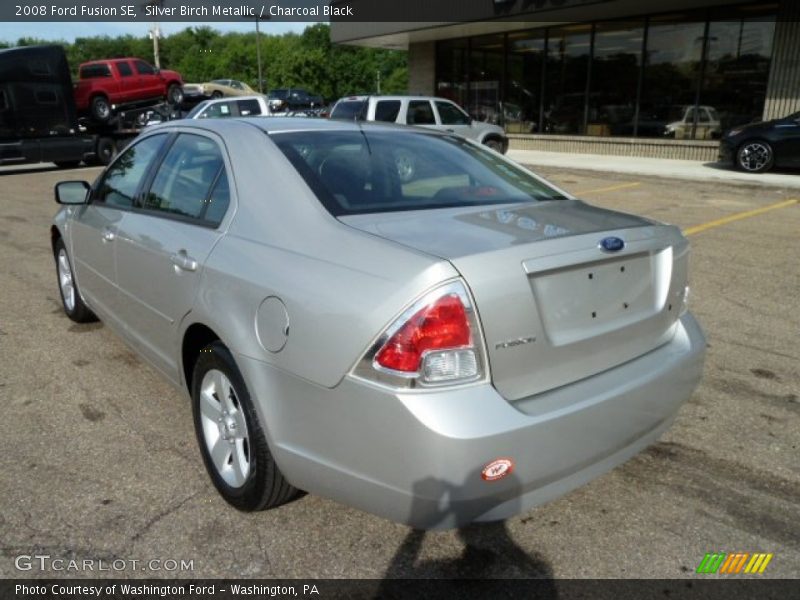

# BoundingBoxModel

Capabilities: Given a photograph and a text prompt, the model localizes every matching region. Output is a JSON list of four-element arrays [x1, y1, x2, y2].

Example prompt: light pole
[[149, 23, 161, 68], [255, 18, 264, 93]]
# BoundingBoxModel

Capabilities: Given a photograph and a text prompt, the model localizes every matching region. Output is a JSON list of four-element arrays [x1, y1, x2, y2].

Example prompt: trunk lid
[[340, 200, 689, 400]]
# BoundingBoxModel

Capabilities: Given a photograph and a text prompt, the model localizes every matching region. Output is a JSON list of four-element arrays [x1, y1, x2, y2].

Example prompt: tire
[[54, 160, 81, 169], [483, 138, 504, 153], [167, 83, 184, 106], [192, 341, 297, 511], [736, 140, 774, 173], [90, 95, 112, 122], [54, 238, 97, 323], [211, 90, 223, 99], [94, 137, 116, 166]]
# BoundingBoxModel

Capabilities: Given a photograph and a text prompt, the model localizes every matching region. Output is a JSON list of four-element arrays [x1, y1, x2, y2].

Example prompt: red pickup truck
[[74, 58, 183, 122]]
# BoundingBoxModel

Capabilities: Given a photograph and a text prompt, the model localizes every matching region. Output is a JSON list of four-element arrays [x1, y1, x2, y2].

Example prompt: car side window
[[94, 134, 166, 208], [134, 60, 155, 76], [203, 169, 231, 226], [436, 101, 471, 125], [407, 101, 435, 125], [374, 100, 401, 122], [231, 81, 244, 90], [142, 133, 229, 226], [200, 101, 235, 119], [117, 62, 133, 77], [237, 99, 261, 116], [80, 64, 111, 79]]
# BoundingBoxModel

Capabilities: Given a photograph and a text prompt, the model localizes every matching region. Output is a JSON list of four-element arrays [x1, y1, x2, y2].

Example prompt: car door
[[434, 100, 474, 139], [69, 134, 168, 323], [405, 100, 437, 130], [113, 132, 232, 381], [134, 59, 160, 99], [114, 60, 140, 101], [229, 81, 245, 96], [772, 115, 800, 166]]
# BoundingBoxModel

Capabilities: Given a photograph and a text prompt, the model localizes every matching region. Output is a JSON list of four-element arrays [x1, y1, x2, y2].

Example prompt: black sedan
[[719, 111, 800, 173]]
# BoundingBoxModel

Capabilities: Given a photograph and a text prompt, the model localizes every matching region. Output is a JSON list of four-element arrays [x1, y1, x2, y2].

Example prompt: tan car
[[183, 79, 256, 101]]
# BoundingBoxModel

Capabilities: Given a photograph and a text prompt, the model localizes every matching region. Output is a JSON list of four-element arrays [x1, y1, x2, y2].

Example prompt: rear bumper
[[238, 312, 705, 529]]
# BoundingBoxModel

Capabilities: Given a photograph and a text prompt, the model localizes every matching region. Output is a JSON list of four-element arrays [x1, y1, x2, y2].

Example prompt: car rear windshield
[[271, 130, 566, 216], [80, 64, 111, 79], [330, 100, 366, 121]]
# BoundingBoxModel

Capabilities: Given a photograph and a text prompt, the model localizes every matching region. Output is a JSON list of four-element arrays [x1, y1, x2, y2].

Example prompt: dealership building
[[332, 0, 799, 160]]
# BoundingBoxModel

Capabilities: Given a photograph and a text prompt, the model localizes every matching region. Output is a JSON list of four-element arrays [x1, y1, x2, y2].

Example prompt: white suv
[[330, 95, 509, 153]]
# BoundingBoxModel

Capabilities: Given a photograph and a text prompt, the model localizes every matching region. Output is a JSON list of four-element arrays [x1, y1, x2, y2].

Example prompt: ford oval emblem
[[599, 236, 625, 252]]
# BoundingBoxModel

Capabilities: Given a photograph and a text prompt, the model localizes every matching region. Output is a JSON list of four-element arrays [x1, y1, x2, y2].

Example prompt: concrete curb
[[508, 149, 800, 190]]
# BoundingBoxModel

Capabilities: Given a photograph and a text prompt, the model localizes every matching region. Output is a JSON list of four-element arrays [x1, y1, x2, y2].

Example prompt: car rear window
[[271, 130, 566, 216], [331, 100, 366, 121], [80, 64, 111, 79]]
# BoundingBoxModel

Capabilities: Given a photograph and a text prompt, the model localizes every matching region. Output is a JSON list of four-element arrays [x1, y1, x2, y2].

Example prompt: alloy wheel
[[199, 369, 251, 488], [738, 142, 772, 172], [57, 248, 76, 312]]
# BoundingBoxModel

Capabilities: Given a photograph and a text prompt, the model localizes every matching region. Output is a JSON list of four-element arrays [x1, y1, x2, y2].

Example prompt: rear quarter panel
[[184, 122, 458, 388]]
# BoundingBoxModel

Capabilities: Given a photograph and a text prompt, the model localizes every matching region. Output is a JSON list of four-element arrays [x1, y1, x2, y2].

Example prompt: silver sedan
[[51, 118, 705, 529]]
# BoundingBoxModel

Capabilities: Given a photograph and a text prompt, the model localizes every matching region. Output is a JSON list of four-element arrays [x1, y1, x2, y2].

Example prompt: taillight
[[354, 280, 487, 388]]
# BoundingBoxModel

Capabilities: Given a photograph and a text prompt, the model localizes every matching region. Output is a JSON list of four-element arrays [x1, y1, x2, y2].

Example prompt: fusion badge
[[481, 458, 515, 482]]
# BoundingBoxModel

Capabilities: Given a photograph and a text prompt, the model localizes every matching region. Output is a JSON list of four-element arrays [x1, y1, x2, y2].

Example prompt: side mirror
[[55, 181, 90, 205], [153, 67, 161, 74]]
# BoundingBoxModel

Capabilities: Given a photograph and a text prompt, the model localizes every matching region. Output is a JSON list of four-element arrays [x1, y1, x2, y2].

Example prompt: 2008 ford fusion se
[[51, 118, 705, 529]]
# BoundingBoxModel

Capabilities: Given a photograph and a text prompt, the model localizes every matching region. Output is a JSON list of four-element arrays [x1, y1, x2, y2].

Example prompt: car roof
[[81, 58, 140, 65], [336, 95, 457, 103], [153, 116, 450, 137], [201, 94, 265, 104]]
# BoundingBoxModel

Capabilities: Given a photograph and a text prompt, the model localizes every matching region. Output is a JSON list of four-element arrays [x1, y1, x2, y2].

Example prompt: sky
[[0, 21, 308, 43]]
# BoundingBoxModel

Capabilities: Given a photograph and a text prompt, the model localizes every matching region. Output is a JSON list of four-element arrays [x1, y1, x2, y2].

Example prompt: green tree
[[0, 24, 408, 100]]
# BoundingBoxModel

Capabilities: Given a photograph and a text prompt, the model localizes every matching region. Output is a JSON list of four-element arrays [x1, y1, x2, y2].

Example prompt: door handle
[[446, 128, 455, 133], [170, 251, 198, 272], [102, 229, 115, 242]]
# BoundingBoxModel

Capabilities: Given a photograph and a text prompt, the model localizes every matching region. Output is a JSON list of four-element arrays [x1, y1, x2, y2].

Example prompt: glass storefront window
[[702, 7, 776, 134], [469, 34, 505, 124], [436, 39, 468, 110], [506, 30, 545, 134], [543, 24, 593, 135], [639, 16, 706, 139], [588, 21, 644, 137], [433, 3, 776, 140]]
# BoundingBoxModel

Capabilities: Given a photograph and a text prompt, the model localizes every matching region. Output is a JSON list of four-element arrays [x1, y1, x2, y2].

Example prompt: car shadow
[[376, 468, 557, 599], [702, 160, 800, 175], [0, 164, 97, 176]]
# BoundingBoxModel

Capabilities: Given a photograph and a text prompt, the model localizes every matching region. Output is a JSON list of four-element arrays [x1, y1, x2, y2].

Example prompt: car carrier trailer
[[0, 45, 177, 168]]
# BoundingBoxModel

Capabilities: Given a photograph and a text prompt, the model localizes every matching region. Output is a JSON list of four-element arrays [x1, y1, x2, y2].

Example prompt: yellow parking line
[[575, 182, 641, 195], [684, 198, 799, 236]]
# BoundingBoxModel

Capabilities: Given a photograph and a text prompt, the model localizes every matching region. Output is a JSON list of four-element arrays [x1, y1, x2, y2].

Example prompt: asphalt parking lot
[[0, 160, 798, 580]]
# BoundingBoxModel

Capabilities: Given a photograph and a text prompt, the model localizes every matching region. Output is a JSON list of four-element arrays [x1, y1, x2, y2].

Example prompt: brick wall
[[407, 41, 436, 95], [509, 135, 720, 161]]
